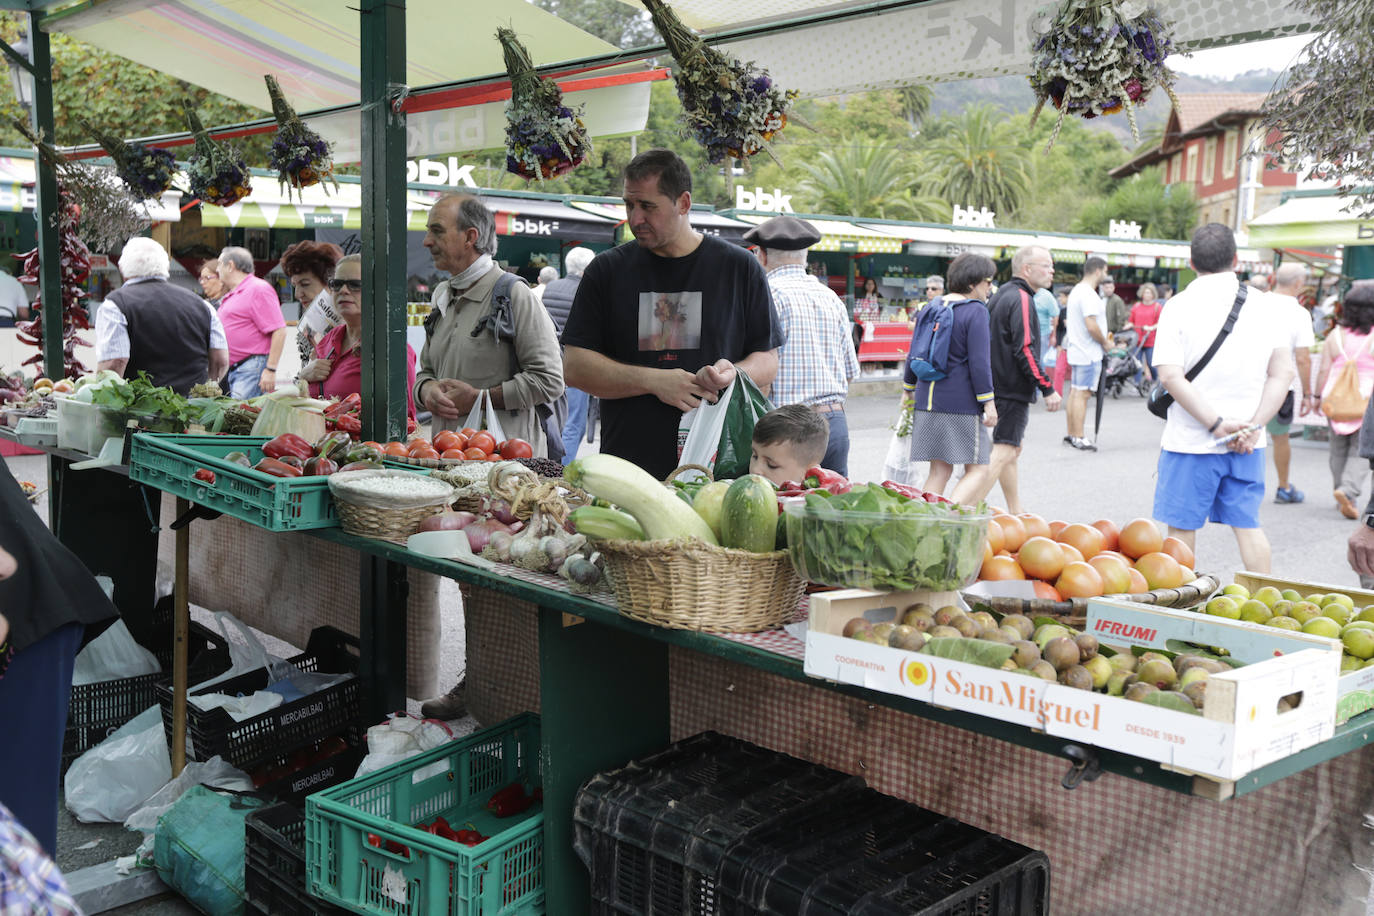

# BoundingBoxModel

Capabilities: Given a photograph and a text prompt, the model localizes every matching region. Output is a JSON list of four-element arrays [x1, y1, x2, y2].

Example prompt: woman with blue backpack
[[902, 252, 999, 504]]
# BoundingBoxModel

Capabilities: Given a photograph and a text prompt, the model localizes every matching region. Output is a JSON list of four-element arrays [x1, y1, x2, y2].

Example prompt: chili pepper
[[262, 433, 314, 461], [804, 467, 852, 495], [193, 468, 215, 485], [323, 392, 361, 418], [335, 413, 362, 437], [407, 416, 418, 434], [315, 430, 352, 460], [254, 457, 304, 478], [303, 456, 338, 477], [223, 451, 253, 468]]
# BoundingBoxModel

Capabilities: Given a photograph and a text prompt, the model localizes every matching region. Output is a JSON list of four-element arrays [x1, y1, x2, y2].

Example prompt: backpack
[[907, 296, 957, 381]]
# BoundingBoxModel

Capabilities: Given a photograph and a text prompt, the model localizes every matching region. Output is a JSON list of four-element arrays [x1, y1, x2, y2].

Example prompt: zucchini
[[563, 454, 718, 545], [570, 506, 646, 541]]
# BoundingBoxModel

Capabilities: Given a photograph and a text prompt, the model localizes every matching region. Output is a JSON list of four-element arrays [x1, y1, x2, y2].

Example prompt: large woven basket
[[328, 470, 454, 544], [964, 573, 1220, 629], [597, 537, 805, 633]]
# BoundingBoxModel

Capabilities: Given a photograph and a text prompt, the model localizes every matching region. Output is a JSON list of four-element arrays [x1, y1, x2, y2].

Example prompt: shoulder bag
[[1320, 327, 1374, 422], [1146, 283, 1249, 419]]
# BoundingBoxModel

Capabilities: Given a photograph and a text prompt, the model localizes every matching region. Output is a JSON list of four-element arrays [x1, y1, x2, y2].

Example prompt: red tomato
[[383, 441, 411, 457], [362, 441, 385, 452], [409, 446, 440, 460], [498, 438, 534, 459], [433, 430, 462, 452], [440, 448, 467, 460], [458, 427, 478, 440], [407, 437, 433, 454], [463, 447, 488, 461], [468, 431, 497, 454], [485, 452, 502, 461]]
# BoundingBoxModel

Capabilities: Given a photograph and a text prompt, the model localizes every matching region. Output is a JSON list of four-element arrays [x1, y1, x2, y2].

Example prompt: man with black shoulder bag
[[1149, 223, 1293, 573]]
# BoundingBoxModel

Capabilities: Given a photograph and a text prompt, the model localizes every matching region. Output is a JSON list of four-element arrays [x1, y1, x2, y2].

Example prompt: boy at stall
[[749, 404, 829, 486]]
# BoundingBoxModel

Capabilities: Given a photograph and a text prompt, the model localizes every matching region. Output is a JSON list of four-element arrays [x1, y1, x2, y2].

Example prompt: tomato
[[1016, 536, 1064, 581], [979, 555, 1025, 581], [1059, 542, 1084, 565], [1160, 535, 1195, 569], [485, 452, 502, 462], [1134, 552, 1184, 590], [433, 430, 462, 452], [992, 514, 1027, 552], [985, 519, 1005, 555], [467, 431, 497, 455], [1088, 554, 1132, 595], [362, 441, 385, 452], [1055, 561, 1104, 599], [383, 441, 411, 457], [407, 437, 432, 452], [1030, 580, 1063, 601], [498, 438, 533, 459], [409, 446, 441, 460], [1016, 513, 1050, 540], [1118, 517, 1163, 559], [463, 447, 488, 461], [1047, 519, 1068, 539], [1091, 518, 1120, 552], [1056, 523, 1104, 560], [458, 427, 478, 440], [1126, 567, 1149, 593], [440, 448, 468, 460]]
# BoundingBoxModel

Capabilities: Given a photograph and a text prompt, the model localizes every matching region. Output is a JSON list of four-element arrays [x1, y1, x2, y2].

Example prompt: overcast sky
[[1167, 35, 1313, 79]]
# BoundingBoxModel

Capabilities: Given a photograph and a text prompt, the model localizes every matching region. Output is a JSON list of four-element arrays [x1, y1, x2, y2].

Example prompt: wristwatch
[[1364, 514, 1374, 531]]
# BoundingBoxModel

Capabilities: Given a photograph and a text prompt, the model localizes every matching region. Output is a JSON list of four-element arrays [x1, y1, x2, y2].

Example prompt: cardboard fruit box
[[804, 590, 1340, 783], [1228, 572, 1374, 726]]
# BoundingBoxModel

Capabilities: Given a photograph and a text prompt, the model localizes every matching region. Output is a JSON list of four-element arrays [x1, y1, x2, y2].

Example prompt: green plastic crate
[[305, 714, 543, 916], [128, 432, 339, 531]]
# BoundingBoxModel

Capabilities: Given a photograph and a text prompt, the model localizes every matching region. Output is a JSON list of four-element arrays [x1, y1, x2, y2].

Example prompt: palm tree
[[796, 145, 947, 221], [922, 105, 1032, 217], [895, 85, 932, 131]]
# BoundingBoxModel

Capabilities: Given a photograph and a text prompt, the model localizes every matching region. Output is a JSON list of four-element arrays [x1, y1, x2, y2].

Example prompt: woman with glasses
[[198, 262, 225, 306], [281, 240, 344, 367], [902, 252, 998, 504], [298, 254, 418, 418]]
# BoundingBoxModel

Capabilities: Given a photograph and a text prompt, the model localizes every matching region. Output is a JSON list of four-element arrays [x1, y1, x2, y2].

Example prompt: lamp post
[[5, 33, 32, 112]]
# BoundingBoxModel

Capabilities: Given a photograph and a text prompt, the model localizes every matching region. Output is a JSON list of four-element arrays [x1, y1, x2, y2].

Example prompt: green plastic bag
[[677, 370, 774, 480], [154, 785, 266, 916]]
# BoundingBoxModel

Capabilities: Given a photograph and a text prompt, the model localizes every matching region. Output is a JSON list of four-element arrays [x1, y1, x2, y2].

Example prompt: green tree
[[922, 104, 1032, 217], [795, 145, 947, 221], [533, 0, 656, 48], [895, 85, 932, 131], [1072, 167, 1198, 239], [1002, 109, 1126, 230]]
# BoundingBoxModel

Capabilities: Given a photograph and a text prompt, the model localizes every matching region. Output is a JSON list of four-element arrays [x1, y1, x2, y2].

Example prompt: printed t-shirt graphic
[[638, 291, 704, 354]]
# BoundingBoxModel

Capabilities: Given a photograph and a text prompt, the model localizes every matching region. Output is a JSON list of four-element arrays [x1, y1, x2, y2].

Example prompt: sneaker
[[1069, 437, 1097, 451], [419, 678, 467, 720], [1335, 490, 1358, 519], [1274, 485, 1305, 504], [1063, 436, 1075, 446]]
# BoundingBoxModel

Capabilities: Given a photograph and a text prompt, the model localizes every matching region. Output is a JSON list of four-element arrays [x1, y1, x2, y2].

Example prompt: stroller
[[1102, 329, 1151, 398]]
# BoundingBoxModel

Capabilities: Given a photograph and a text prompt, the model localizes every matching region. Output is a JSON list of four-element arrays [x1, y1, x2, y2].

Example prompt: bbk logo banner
[[952, 204, 996, 228], [735, 186, 793, 213], [496, 213, 559, 236], [405, 157, 477, 188]]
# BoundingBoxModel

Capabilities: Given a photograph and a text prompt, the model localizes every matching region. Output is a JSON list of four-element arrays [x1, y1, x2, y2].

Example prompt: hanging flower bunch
[[11, 118, 149, 253], [13, 187, 92, 379], [497, 27, 591, 182], [642, 0, 797, 165], [1027, 0, 1180, 151], [76, 117, 177, 200], [182, 102, 252, 208], [264, 74, 338, 199]]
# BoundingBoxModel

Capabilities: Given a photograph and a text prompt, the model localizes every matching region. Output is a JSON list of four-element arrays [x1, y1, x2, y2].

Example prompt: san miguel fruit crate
[[156, 626, 360, 771], [306, 713, 544, 916], [64, 612, 231, 772], [805, 590, 1341, 783], [714, 787, 1049, 916], [128, 432, 340, 531], [1226, 572, 1374, 725], [245, 803, 351, 916], [572, 731, 865, 916]]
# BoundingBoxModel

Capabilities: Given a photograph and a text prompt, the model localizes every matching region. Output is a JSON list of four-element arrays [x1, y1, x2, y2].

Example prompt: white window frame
[[1202, 136, 1217, 185], [1186, 144, 1200, 184], [1222, 129, 1238, 180]]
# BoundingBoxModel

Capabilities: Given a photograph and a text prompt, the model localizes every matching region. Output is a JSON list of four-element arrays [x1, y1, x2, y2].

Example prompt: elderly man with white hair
[[1268, 262, 1316, 505], [96, 237, 229, 395]]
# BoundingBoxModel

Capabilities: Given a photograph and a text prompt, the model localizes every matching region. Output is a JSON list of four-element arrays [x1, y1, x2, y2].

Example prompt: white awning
[[0, 154, 183, 221], [1248, 194, 1374, 249]]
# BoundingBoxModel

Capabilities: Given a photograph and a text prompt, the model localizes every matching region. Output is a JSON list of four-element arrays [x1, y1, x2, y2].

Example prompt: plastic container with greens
[[783, 484, 990, 591]]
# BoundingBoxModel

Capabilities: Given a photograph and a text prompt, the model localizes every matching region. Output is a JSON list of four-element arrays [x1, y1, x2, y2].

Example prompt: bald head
[[1273, 263, 1308, 295], [1011, 245, 1055, 291]]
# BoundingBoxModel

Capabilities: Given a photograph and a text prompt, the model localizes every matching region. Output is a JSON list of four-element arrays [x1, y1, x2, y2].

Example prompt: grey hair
[[762, 247, 806, 265], [440, 194, 498, 258], [1010, 245, 1049, 275], [925, 275, 944, 288], [118, 237, 169, 279], [538, 266, 558, 284], [564, 246, 595, 277], [219, 246, 254, 273], [1274, 262, 1307, 290], [336, 253, 362, 269]]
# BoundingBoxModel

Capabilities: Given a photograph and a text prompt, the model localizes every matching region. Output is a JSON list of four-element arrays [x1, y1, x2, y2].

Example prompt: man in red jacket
[[967, 245, 1061, 512]]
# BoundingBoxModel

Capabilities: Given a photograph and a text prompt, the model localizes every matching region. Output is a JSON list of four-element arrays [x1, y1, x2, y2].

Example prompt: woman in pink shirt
[[1126, 282, 1163, 383], [298, 255, 417, 418]]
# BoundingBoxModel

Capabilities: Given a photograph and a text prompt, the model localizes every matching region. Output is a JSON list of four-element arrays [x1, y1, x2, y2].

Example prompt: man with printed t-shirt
[[562, 149, 784, 478]]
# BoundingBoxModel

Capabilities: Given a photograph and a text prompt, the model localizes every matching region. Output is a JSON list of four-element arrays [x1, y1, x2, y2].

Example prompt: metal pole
[[359, 0, 408, 443], [27, 16, 62, 380], [171, 498, 190, 776]]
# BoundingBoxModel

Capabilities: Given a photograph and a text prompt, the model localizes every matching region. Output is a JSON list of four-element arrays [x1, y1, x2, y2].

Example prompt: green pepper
[[345, 443, 384, 464], [315, 431, 352, 461], [223, 451, 252, 468]]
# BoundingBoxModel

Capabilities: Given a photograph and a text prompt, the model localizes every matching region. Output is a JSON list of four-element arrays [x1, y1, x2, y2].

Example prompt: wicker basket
[[596, 537, 805, 633], [328, 470, 454, 543], [964, 573, 1220, 629]]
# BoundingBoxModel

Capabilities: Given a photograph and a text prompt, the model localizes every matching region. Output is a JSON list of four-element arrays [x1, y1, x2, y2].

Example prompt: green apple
[[1267, 616, 1302, 631], [1204, 596, 1242, 620], [1253, 586, 1283, 608], [1343, 628, 1374, 660], [1323, 604, 1354, 626], [1221, 583, 1251, 600], [1324, 593, 1356, 611], [1357, 606, 1374, 624], [1238, 600, 1273, 624], [1301, 616, 1343, 639], [1280, 588, 1303, 602], [1290, 602, 1324, 625], [1341, 654, 1365, 673]]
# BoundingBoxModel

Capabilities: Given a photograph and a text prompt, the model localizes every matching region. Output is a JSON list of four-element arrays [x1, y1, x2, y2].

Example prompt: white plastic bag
[[355, 713, 453, 777], [64, 705, 171, 823], [71, 618, 160, 686], [676, 377, 736, 482], [124, 756, 253, 834], [462, 389, 507, 443], [883, 403, 917, 485]]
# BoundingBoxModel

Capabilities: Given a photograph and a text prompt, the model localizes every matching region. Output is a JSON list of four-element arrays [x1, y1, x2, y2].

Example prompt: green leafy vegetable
[[919, 636, 1015, 668], [88, 371, 195, 429]]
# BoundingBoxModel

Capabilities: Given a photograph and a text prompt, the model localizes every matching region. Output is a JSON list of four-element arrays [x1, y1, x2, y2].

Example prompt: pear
[[1029, 660, 1058, 682], [888, 625, 926, 651], [1181, 681, 1208, 709], [1074, 634, 1100, 661], [968, 611, 999, 632], [1082, 654, 1113, 690], [902, 607, 936, 631], [927, 625, 962, 639], [871, 622, 897, 642], [843, 617, 874, 639], [951, 616, 981, 638], [934, 606, 966, 627], [1178, 667, 1211, 689], [1124, 682, 1160, 702], [980, 629, 1014, 645]]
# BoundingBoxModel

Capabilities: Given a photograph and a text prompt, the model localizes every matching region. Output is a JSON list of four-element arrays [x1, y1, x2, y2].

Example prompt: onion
[[488, 499, 519, 525], [417, 510, 477, 533], [462, 518, 511, 553]]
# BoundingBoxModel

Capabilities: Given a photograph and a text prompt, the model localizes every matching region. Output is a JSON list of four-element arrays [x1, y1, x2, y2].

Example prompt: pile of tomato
[[369, 428, 534, 462]]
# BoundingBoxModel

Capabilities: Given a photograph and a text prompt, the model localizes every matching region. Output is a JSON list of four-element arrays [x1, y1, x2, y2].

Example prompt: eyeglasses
[[925, 285, 941, 291], [328, 278, 363, 292]]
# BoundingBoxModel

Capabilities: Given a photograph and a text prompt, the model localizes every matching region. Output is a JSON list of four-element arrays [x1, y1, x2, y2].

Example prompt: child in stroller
[[1102, 329, 1150, 398]]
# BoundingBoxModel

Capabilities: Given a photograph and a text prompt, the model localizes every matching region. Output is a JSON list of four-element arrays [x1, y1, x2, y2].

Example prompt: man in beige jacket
[[413, 194, 564, 456]]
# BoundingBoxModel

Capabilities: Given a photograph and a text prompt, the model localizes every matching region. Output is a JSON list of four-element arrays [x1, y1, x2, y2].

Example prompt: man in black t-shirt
[[562, 149, 784, 477]]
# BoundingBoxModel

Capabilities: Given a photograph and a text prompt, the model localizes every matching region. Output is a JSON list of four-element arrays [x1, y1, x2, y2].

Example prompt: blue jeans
[[820, 409, 850, 478], [561, 387, 589, 461], [227, 353, 268, 399]]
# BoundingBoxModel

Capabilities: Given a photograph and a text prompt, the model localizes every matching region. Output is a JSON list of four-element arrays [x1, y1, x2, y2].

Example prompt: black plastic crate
[[573, 731, 865, 916], [63, 613, 231, 773], [156, 626, 360, 771], [715, 787, 1050, 916], [244, 803, 350, 916], [250, 730, 366, 808]]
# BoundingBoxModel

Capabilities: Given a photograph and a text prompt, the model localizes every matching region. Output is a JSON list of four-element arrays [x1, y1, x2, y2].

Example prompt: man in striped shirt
[[745, 215, 859, 476]]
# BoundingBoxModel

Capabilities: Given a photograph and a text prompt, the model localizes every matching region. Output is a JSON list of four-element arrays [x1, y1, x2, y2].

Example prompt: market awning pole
[[171, 497, 190, 777], [359, 0, 408, 443], [26, 16, 62, 380]]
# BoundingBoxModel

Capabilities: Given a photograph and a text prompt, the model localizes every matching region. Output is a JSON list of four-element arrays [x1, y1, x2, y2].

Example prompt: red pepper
[[881, 480, 923, 500], [303, 456, 339, 476], [486, 783, 540, 817], [277, 455, 304, 469], [803, 467, 852, 495], [193, 468, 216, 485], [323, 392, 361, 418], [486, 782, 525, 812], [336, 413, 362, 437], [254, 457, 304, 478], [262, 433, 314, 461], [366, 833, 382, 848]]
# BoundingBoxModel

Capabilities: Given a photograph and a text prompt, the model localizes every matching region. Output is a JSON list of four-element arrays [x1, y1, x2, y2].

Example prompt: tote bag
[[1321, 328, 1374, 423]]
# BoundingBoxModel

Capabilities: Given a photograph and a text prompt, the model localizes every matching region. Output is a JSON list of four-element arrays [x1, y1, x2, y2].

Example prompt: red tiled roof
[[1171, 92, 1269, 134]]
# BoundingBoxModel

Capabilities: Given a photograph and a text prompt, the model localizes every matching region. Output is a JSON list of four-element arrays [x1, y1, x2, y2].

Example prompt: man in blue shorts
[[1152, 223, 1293, 573], [1063, 257, 1110, 451]]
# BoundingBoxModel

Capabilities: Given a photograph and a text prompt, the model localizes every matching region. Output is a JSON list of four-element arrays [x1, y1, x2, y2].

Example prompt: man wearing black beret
[[745, 215, 859, 475]]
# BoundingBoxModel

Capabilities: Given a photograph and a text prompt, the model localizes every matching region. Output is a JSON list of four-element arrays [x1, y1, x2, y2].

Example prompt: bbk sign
[[498, 213, 560, 236], [735, 186, 793, 213], [405, 157, 477, 188], [1109, 219, 1143, 240], [952, 204, 996, 228]]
